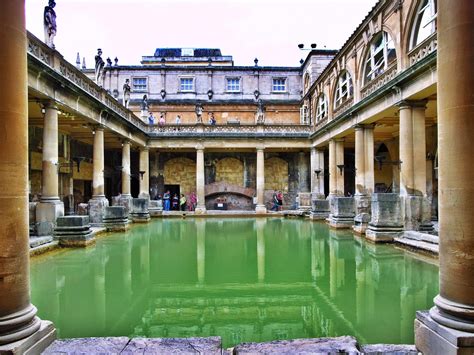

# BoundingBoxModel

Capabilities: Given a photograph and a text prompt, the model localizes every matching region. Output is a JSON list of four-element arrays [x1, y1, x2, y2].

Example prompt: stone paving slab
[[233, 336, 360, 354], [43, 337, 130, 354], [361, 344, 419, 354], [121, 336, 222, 354]]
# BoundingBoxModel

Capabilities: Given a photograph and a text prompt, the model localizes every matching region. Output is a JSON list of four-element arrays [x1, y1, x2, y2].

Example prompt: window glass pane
[[226, 78, 240, 91], [180, 78, 194, 91], [132, 78, 147, 91], [273, 78, 286, 92]]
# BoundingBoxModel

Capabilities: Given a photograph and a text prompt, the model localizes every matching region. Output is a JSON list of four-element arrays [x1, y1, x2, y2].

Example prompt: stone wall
[[215, 157, 244, 186], [163, 157, 196, 195], [265, 157, 288, 191]]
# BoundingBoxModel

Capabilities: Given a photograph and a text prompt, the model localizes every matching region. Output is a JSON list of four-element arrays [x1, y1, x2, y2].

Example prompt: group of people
[[160, 191, 197, 211], [270, 190, 284, 211]]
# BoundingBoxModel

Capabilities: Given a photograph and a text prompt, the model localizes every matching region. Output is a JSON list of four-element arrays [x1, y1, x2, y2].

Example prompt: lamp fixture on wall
[[139, 170, 146, 179]]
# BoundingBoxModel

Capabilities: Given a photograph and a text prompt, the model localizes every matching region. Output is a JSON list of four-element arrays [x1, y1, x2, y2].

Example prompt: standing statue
[[94, 48, 105, 86], [122, 79, 131, 108], [43, 0, 57, 48], [256, 99, 265, 124], [140, 95, 149, 118], [195, 103, 204, 124]]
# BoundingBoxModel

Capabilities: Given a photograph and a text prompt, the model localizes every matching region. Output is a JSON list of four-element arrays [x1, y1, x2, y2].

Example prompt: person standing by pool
[[270, 190, 279, 211], [277, 191, 283, 211], [163, 190, 171, 211], [189, 191, 197, 211], [171, 193, 179, 210], [180, 194, 187, 211]]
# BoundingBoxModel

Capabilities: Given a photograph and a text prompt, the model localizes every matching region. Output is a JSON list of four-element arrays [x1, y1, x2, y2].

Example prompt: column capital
[[396, 99, 427, 109], [354, 123, 375, 130], [140, 145, 149, 151], [122, 139, 131, 146], [43, 101, 58, 110], [256, 146, 265, 152], [93, 124, 105, 132]]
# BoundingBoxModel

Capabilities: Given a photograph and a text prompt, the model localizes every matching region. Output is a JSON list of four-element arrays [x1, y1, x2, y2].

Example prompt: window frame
[[272, 77, 287, 93], [226, 77, 241, 93], [410, 0, 437, 49], [131, 77, 148, 92], [364, 31, 396, 84], [179, 76, 195, 92], [334, 71, 353, 109], [316, 93, 328, 122]]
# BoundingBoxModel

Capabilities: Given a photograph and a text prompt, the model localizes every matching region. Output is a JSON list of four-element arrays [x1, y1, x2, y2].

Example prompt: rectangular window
[[272, 78, 286, 92], [132, 77, 147, 91], [226, 78, 241, 92], [180, 78, 194, 92]]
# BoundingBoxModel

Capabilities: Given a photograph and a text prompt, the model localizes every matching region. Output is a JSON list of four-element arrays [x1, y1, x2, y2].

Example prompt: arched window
[[334, 71, 353, 109], [304, 72, 310, 93], [364, 31, 396, 84], [316, 94, 328, 122], [411, 0, 437, 48]]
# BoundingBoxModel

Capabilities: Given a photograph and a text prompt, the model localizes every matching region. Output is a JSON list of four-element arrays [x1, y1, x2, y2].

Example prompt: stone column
[[139, 147, 149, 199], [255, 147, 267, 213], [298, 151, 309, 192], [415, 0, 474, 352], [364, 125, 375, 195], [310, 147, 325, 197], [354, 125, 365, 195], [121, 141, 131, 196], [195, 147, 206, 214], [150, 151, 159, 200], [119, 140, 132, 214], [0, 1, 55, 351], [88, 126, 109, 225], [335, 139, 345, 196], [36, 103, 64, 235], [398, 101, 430, 231], [354, 125, 374, 218], [328, 139, 337, 197]]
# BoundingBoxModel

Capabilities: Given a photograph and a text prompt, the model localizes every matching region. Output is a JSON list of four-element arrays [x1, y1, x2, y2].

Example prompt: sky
[[26, 0, 378, 68]]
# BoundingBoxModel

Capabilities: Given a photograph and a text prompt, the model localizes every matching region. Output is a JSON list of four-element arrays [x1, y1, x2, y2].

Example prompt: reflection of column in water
[[94, 245, 107, 332], [141, 226, 151, 285], [122, 237, 132, 303], [354, 241, 366, 325], [150, 220, 163, 283], [196, 219, 206, 284], [328, 231, 338, 298], [256, 218, 265, 283]]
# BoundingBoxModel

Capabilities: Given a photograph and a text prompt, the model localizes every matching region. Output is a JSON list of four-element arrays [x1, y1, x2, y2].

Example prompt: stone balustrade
[[360, 63, 398, 100], [408, 33, 437, 67]]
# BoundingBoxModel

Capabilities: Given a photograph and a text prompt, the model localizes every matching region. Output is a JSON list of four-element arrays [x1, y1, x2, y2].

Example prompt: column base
[[0, 319, 56, 354], [415, 310, 474, 355], [194, 206, 207, 215], [365, 226, 403, 243], [36, 199, 64, 236], [88, 196, 109, 226], [352, 213, 370, 235], [255, 205, 267, 214], [118, 194, 133, 215], [138, 193, 150, 200]]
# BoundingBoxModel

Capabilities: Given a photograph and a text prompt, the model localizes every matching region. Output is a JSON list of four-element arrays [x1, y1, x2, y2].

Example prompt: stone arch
[[215, 157, 244, 186], [374, 143, 395, 193], [265, 157, 288, 191], [405, 0, 437, 52], [163, 157, 196, 195]]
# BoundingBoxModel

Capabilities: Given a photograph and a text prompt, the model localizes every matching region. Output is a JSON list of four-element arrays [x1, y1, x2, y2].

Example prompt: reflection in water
[[31, 218, 438, 347]]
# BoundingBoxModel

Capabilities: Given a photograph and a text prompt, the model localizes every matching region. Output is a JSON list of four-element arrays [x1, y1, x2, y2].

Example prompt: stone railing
[[148, 124, 311, 137], [315, 117, 328, 130], [27, 32, 146, 132], [332, 97, 354, 118], [408, 33, 437, 67], [360, 63, 398, 100]]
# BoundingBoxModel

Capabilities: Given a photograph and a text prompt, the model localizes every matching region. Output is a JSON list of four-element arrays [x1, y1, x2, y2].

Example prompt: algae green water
[[30, 218, 438, 347]]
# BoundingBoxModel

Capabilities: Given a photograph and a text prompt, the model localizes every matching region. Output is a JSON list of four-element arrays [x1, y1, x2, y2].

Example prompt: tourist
[[179, 194, 187, 211], [163, 190, 171, 211], [171, 193, 179, 210], [148, 112, 155, 125], [189, 191, 197, 211], [159, 113, 166, 126], [277, 191, 283, 211], [209, 112, 216, 125], [270, 190, 279, 211], [175, 115, 181, 131]]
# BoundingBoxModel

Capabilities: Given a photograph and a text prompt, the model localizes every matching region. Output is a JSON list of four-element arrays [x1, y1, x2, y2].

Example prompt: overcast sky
[[26, 0, 378, 68]]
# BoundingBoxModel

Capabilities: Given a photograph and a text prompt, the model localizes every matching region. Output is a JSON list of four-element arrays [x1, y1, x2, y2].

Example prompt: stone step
[[29, 236, 53, 248], [403, 231, 439, 244], [394, 237, 439, 254]]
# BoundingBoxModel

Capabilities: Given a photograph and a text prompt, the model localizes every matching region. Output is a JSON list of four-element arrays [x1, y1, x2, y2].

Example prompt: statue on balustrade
[[140, 95, 149, 118], [43, 0, 57, 48], [95, 48, 105, 86], [256, 99, 265, 124], [122, 79, 131, 108], [195, 102, 204, 124]]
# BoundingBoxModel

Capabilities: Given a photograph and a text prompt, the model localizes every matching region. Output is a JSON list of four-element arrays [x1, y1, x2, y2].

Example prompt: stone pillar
[[150, 151, 159, 200], [195, 147, 206, 214], [335, 139, 345, 196], [36, 103, 64, 235], [88, 126, 109, 225], [121, 141, 131, 196], [364, 126, 375, 195], [398, 101, 431, 231], [328, 139, 337, 197], [416, 1, 474, 352], [0, 1, 55, 351], [255, 147, 267, 213], [139, 147, 149, 199], [354, 125, 365, 195], [298, 151, 309, 192]]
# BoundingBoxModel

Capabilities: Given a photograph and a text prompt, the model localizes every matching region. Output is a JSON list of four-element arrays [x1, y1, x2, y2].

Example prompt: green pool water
[[30, 218, 439, 347]]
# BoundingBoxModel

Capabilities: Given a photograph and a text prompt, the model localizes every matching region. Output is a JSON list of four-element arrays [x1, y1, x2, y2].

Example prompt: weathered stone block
[[366, 193, 403, 242], [149, 199, 163, 216], [44, 337, 130, 354], [55, 215, 94, 247], [131, 198, 150, 222], [361, 344, 418, 354], [297, 192, 312, 212], [29, 202, 37, 236], [77, 203, 88, 215], [36, 200, 65, 236], [103, 206, 129, 231], [122, 337, 222, 354], [353, 212, 371, 235], [56, 215, 90, 227], [328, 197, 355, 229], [310, 199, 330, 220], [88, 196, 109, 225], [233, 336, 360, 354]]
